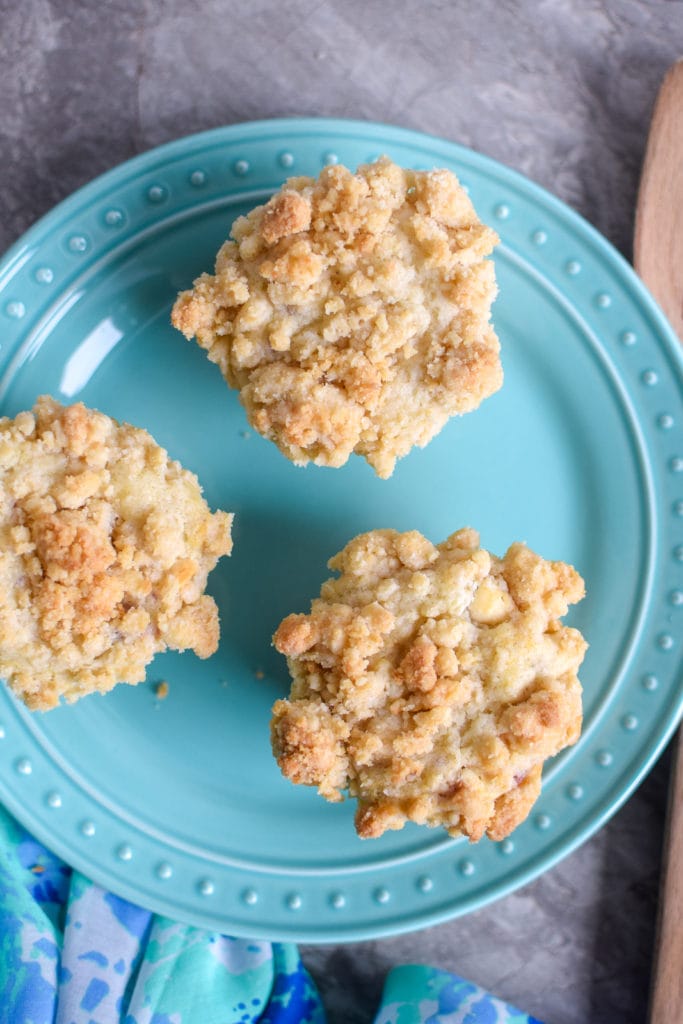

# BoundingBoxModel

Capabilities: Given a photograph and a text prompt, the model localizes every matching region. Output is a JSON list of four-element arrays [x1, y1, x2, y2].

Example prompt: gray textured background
[[1, 1, 682, 1021]]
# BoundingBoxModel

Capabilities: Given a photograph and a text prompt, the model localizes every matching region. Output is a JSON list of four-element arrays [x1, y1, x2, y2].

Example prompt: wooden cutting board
[[634, 58, 683, 1024]]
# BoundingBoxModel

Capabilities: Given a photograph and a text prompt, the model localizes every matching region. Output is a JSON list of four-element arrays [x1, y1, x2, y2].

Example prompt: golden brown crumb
[[155, 681, 170, 699], [0, 396, 233, 710], [172, 157, 501, 478], [271, 527, 587, 842]]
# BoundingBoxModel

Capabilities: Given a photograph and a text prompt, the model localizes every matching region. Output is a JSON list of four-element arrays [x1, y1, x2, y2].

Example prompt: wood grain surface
[[635, 60, 683, 339], [635, 58, 683, 1024]]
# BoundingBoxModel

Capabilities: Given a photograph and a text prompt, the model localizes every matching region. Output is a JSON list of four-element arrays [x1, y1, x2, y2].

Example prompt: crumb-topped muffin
[[172, 157, 502, 478], [271, 528, 586, 842], [0, 397, 233, 710]]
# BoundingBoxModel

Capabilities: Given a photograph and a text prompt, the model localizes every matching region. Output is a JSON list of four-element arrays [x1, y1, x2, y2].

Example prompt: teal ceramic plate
[[0, 119, 681, 943]]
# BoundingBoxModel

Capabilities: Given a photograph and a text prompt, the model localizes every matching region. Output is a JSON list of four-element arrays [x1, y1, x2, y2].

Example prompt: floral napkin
[[0, 804, 541, 1024]]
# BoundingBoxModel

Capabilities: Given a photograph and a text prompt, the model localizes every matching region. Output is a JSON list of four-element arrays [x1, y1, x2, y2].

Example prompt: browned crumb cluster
[[0, 397, 233, 710], [271, 527, 587, 842], [172, 157, 501, 478]]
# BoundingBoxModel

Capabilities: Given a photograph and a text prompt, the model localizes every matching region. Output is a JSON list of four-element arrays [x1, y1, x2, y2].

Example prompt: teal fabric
[[375, 964, 543, 1023], [0, 803, 543, 1023], [0, 805, 323, 1024]]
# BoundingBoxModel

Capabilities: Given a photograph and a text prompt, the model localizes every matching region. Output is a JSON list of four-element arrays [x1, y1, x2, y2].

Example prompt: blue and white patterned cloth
[[0, 803, 542, 1024]]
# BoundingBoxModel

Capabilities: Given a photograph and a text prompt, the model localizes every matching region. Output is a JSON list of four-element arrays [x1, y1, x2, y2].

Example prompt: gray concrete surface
[[1, 1, 681, 1021]]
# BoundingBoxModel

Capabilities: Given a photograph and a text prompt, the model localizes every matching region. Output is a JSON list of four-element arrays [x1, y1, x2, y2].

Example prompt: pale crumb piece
[[155, 681, 170, 699], [0, 396, 234, 711], [271, 527, 587, 842], [254, 669, 265, 680], [172, 157, 501, 478]]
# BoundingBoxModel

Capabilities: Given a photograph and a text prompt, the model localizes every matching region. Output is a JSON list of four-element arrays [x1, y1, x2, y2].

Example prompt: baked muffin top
[[272, 527, 586, 842], [172, 157, 501, 478], [0, 397, 233, 709]]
